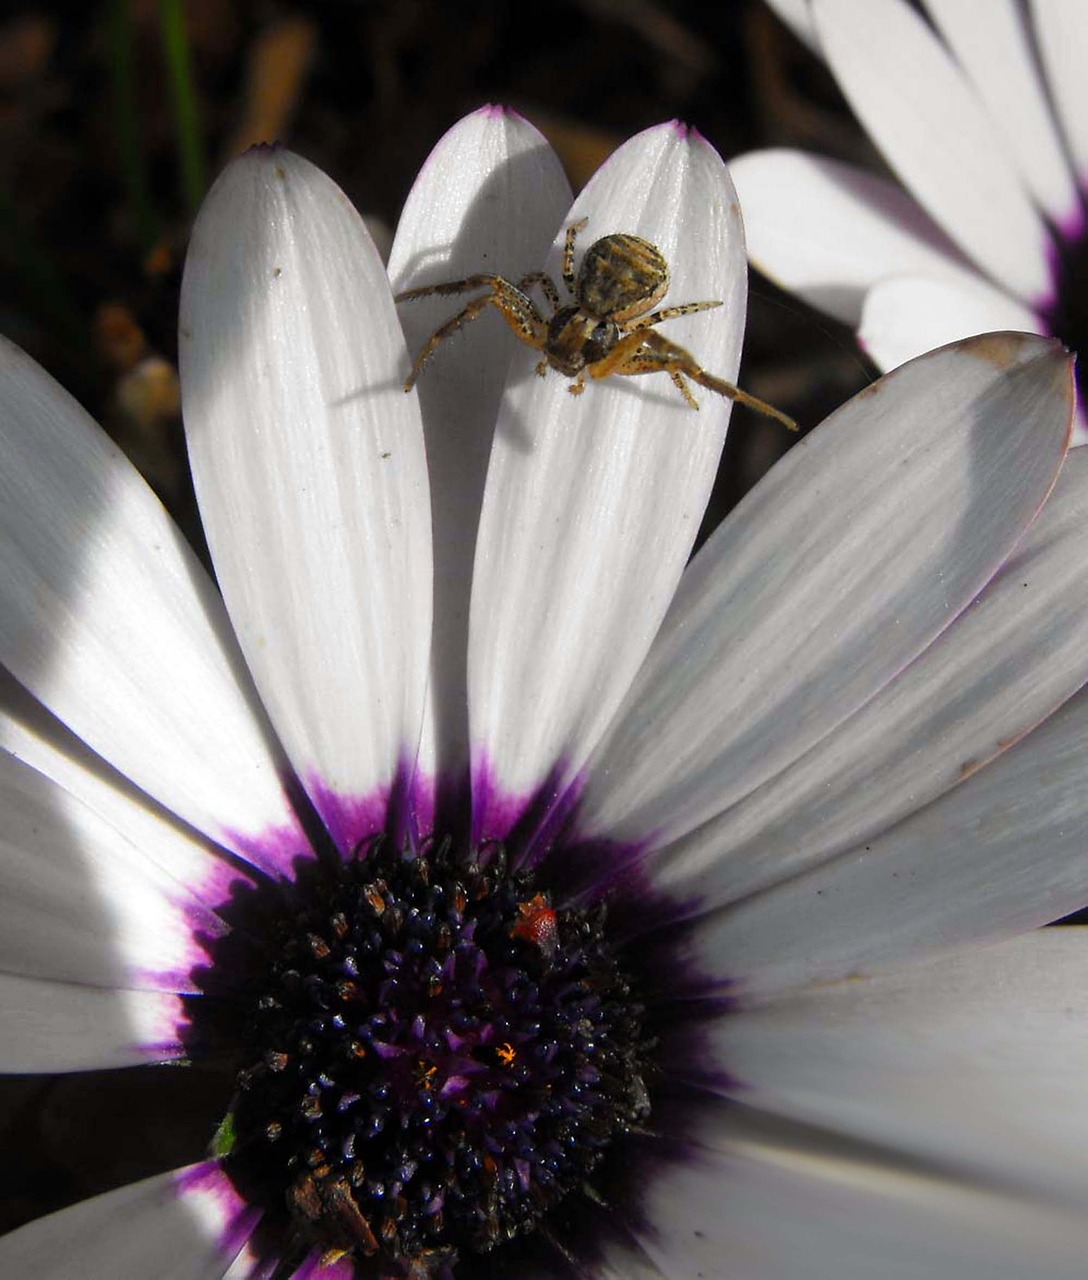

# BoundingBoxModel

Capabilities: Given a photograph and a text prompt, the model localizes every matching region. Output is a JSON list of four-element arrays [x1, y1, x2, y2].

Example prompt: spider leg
[[592, 329, 799, 429], [669, 371, 700, 409], [630, 299, 722, 330], [517, 271, 561, 311], [583, 328, 659, 381], [562, 218, 589, 295], [400, 278, 548, 392], [395, 273, 516, 302], [403, 293, 495, 390], [589, 335, 702, 406], [567, 370, 588, 396]]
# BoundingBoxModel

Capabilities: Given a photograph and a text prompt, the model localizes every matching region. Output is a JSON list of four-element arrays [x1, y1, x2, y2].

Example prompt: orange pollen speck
[[417, 1061, 438, 1089], [510, 893, 559, 956]]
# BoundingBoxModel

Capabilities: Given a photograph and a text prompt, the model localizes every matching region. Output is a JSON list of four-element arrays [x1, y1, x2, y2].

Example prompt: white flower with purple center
[[4, 107, 1088, 1279], [735, 0, 1088, 438]]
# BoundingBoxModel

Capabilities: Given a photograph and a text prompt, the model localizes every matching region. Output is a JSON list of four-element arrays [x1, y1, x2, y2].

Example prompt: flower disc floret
[[219, 837, 651, 1274]]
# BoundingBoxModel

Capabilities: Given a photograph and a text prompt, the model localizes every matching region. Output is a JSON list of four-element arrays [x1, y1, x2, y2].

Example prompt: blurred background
[[0, 0, 881, 1237]]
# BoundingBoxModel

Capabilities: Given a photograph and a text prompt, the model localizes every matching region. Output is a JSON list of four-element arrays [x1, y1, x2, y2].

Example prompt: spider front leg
[[592, 329, 798, 430], [395, 275, 548, 391]]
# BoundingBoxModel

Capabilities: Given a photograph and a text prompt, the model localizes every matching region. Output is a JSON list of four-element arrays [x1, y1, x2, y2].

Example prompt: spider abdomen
[[577, 233, 669, 323]]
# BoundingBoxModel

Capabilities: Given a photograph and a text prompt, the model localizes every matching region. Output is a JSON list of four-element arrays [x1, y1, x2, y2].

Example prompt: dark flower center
[[215, 836, 651, 1278], [1042, 213, 1088, 406]]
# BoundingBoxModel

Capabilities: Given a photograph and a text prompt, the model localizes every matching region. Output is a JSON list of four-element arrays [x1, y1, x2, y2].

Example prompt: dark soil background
[[0, 0, 881, 1238]]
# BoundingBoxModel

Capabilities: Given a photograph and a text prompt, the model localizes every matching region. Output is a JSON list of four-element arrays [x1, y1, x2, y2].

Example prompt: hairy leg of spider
[[562, 218, 589, 295], [595, 330, 799, 430], [517, 272, 561, 310], [402, 282, 547, 391], [403, 294, 493, 390], [395, 273, 530, 303], [669, 370, 700, 409], [630, 300, 722, 330]]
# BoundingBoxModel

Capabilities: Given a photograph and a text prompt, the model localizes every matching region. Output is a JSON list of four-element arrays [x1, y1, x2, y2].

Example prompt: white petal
[[764, 0, 820, 48], [699, 681, 1088, 998], [388, 107, 572, 792], [642, 445, 1088, 909], [637, 1122, 1088, 1280], [0, 670, 260, 899], [468, 123, 747, 830], [1032, 0, 1088, 187], [0, 339, 306, 868], [814, 0, 1051, 301], [180, 148, 432, 850], [924, 0, 1078, 220], [0, 1162, 259, 1280], [0, 974, 186, 1071], [0, 746, 222, 991], [861, 277, 1088, 447], [732, 149, 977, 325], [577, 333, 1072, 851], [860, 274, 1042, 372], [713, 931, 1088, 1212]]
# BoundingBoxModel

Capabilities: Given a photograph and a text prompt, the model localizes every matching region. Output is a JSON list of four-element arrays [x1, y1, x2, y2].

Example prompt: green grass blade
[[158, 0, 206, 215]]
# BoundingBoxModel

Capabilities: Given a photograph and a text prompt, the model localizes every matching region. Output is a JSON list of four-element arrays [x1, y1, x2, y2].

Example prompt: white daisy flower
[[2, 106, 1088, 1280], [734, 0, 1088, 438]]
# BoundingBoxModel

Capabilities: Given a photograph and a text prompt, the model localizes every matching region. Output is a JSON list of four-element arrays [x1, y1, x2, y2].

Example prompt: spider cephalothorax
[[396, 219, 797, 429]]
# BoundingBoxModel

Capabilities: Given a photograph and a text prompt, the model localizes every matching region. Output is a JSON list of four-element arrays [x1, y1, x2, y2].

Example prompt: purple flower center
[[1041, 211, 1088, 405], [214, 836, 652, 1277]]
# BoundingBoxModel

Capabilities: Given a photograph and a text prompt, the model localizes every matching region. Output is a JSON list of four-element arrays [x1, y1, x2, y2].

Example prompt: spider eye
[[583, 320, 619, 365]]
